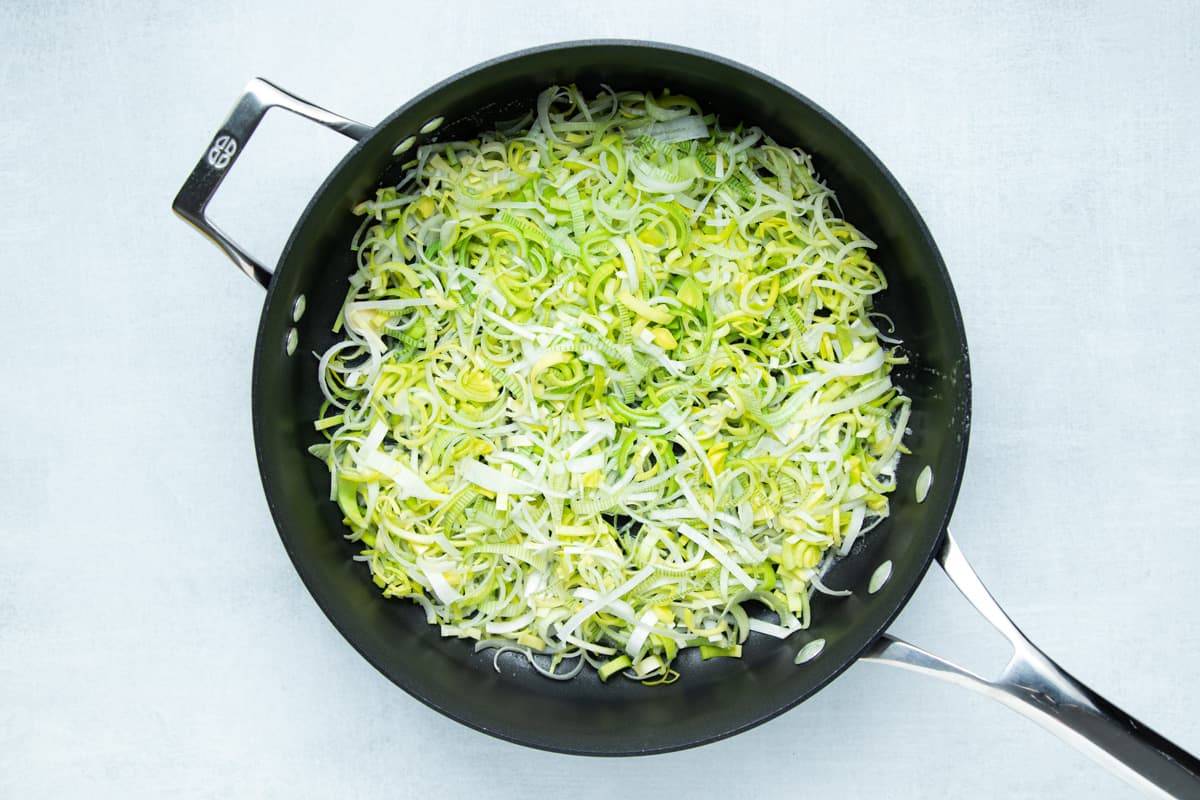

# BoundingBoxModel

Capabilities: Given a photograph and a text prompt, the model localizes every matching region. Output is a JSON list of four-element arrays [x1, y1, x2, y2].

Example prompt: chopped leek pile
[[310, 86, 911, 683]]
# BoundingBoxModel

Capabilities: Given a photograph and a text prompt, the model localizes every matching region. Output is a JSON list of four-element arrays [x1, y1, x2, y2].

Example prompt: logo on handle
[[207, 134, 238, 170]]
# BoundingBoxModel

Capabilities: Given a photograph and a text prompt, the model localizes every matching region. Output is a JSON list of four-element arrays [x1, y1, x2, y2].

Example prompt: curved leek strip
[[311, 86, 911, 683]]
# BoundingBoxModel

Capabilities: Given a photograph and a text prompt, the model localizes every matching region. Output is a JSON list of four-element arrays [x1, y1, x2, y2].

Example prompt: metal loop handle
[[864, 531, 1200, 798], [171, 78, 371, 288]]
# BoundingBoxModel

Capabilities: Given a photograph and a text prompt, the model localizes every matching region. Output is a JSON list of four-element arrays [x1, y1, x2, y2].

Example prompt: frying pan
[[172, 41, 1200, 797]]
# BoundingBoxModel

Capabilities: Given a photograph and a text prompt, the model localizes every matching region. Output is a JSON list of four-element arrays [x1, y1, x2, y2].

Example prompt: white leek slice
[[459, 459, 538, 495]]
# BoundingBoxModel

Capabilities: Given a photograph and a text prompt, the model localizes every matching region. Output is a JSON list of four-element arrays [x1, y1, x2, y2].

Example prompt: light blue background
[[2, 2, 1197, 797]]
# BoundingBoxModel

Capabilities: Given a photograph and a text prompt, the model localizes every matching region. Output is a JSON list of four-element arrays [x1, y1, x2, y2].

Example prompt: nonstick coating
[[251, 41, 971, 754]]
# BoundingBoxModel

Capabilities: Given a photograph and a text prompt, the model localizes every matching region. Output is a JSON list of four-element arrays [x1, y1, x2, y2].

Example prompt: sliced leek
[[310, 86, 911, 683]]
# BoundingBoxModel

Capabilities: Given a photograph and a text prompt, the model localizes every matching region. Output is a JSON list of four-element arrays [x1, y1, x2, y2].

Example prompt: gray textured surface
[[2, 1, 1198, 797]]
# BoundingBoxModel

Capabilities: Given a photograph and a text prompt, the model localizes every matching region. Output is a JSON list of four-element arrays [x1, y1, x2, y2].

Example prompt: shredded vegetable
[[309, 86, 911, 683]]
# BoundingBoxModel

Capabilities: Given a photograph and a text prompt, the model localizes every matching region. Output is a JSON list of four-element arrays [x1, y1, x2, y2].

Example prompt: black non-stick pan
[[172, 41, 1200, 797]]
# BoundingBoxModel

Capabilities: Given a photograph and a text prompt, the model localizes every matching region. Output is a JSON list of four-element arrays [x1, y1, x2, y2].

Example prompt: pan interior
[[253, 41, 970, 754]]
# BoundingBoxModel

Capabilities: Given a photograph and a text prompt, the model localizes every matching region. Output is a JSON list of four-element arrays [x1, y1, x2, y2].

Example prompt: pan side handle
[[863, 531, 1200, 799], [171, 79, 371, 288]]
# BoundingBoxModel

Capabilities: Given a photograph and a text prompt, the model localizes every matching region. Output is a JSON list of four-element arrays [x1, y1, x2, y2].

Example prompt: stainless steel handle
[[864, 531, 1200, 798], [171, 78, 371, 288]]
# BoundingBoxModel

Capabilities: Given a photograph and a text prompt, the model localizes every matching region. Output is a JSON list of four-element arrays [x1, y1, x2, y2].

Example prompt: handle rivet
[[794, 638, 826, 665], [868, 560, 893, 594]]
